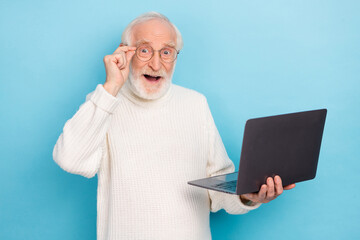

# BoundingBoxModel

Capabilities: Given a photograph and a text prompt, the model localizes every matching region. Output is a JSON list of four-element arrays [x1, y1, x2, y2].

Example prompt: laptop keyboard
[[213, 180, 237, 191]]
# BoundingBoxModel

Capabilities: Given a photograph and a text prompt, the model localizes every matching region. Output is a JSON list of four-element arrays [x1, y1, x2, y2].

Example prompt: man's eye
[[162, 49, 172, 56], [141, 49, 149, 53]]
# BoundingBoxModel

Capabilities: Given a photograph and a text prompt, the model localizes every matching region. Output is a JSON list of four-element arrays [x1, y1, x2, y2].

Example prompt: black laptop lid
[[236, 109, 327, 195]]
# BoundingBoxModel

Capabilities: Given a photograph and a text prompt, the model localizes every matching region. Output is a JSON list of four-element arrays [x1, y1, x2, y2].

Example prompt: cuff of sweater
[[90, 84, 120, 114], [236, 195, 262, 211], [210, 190, 261, 215]]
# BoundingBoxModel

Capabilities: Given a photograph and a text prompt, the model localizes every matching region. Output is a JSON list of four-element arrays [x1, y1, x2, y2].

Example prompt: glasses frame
[[135, 44, 180, 63]]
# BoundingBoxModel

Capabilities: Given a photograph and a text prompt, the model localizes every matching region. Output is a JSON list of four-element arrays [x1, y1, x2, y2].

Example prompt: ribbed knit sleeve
[[53, 84, 120, 178], [204, 98, 261, 214]]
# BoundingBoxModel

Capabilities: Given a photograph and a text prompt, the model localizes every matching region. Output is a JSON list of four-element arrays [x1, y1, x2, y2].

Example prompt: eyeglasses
[[135, 44, 179, 63]]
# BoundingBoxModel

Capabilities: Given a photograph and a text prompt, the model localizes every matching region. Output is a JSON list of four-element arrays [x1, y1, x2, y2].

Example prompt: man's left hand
[[240, 175, 295, 205]]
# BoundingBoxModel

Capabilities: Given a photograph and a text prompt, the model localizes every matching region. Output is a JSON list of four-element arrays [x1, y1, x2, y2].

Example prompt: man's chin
[[128, 76, 171, 100]]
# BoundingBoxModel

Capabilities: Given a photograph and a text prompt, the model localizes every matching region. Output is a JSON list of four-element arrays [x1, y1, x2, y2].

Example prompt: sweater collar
[[119, 80, 173, 108]]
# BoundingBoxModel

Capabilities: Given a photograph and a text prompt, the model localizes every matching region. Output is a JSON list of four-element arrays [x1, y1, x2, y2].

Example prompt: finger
[[284, 183, 296, 190], [113, 46, 137, 54], [258, 184, 267, 202], [266, 177, 275, 199], [111, 53, 126, 69], [114, 45, 136, 53], [274, 175, 283, 195], [125, 50, 136, 67], [118, 54, 127, 69]]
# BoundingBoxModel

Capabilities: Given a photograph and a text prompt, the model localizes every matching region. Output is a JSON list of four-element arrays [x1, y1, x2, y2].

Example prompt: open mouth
[[144, 74, 162, 82]]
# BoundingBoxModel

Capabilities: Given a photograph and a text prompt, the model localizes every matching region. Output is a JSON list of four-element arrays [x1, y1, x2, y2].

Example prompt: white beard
[[127, 64, 174, 100]]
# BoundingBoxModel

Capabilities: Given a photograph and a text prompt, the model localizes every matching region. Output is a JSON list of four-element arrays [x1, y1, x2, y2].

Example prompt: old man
[[53, 12, 295, 240]]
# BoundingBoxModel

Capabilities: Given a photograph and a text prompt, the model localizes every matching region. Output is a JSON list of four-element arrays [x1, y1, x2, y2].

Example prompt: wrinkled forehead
[[131, 19, 177, 49]]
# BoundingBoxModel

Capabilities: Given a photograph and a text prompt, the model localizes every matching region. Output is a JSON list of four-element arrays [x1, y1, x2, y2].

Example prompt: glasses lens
[[160, 47, 177, 62], [136, 45, 153, 61]]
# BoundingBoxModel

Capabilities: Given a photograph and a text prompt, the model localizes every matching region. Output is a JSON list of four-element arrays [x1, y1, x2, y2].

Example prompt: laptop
[[188, 109, 327, 195]]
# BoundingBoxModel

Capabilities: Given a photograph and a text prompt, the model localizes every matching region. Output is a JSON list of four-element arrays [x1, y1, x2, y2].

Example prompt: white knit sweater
[[53, 82, 260, 240]]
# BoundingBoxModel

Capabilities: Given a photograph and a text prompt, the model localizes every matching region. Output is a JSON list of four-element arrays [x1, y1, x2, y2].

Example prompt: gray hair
[[121, 12, 184, 51]]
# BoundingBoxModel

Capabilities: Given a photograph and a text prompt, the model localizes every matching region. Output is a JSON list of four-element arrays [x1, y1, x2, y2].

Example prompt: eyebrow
[[135, 39, 150, 46], [135, 39, 176, 48]]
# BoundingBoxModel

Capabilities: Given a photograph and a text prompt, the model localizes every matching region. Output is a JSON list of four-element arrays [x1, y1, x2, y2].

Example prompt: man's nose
[[148, 52, 161, 71]]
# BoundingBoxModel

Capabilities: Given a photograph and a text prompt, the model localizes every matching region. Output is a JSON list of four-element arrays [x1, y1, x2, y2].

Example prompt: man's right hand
[[103, 45, 136, 96]]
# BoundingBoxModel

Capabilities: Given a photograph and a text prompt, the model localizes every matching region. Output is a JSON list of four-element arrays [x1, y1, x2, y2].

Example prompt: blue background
[[1, 0, 359, 239]]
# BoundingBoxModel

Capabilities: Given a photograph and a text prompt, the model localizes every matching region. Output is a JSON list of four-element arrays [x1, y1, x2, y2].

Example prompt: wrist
[[240, 195, 256, 206], [103, 81, 122, 97]]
